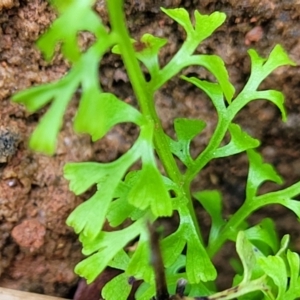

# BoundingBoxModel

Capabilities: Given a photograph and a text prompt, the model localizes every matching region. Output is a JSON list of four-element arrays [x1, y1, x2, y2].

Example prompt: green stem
[[106, 1, 205, 248], [106, 1, 181, 184]]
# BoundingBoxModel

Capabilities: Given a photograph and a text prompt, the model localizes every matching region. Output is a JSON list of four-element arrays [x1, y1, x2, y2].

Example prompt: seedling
[[12, 0, 300, 299]]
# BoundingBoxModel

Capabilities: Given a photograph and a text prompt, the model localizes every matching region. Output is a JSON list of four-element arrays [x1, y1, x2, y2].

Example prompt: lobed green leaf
[[246, 45, 296, 92], [102, 273, 132, 300], [193, 190, 225, 246], [246, 149, 283, 200], [76, 219, 143, 283], [182, 54, 235, 103], [161, 227, 186, 267], [37, 0, 106, 62], [245, 218, 279, 254], [128, 164, 172, 217], [118, 34, 168, 77], [74, 91, 144, 141], [167, 118, 206, 167], [161, 8, 193, 34], [213, 123, 260, 158]]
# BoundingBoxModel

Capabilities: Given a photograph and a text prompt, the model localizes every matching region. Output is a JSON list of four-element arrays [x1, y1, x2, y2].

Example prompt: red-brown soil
[[0, 0, 300, 298]]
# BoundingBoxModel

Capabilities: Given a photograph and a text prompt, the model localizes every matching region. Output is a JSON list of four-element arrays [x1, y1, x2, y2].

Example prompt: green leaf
[[246, 45, 296, 91], [107, 174, 147, 227], [194, 10, 226, 42], [245, 218, 279, 254], [161, 8, 226, 46], [65, 142, 141, 237], [167, 118, 206, 167], [213, 123, 260, 158], [107, 196, 136, 227], [112, 33, 167, 77], [228, 89, 287, 122], [128, 164, 172, 217], [193, 190, 225, 246], [258, 256, 287, 299], [182, 54, 235, 103], [276, 234, 289, 256], [246, 149, 283, 200], [161, 227, 186, 267], [102, 273, 132, 300], [12, 82, 61, 113], [285, 250, 300, 298], [12, 72, 78, 154], [74, 91, 144, 141], [174, 118, 205, 141], [76, 219, 143, 283], [127, 34, 167, 76], [181, 77, 226, 113], [37, 0, 106, 62], [64, 162, 110, 195], [28, 96, 70, 154], [135, 282, 156, 300], [186, 234, 216, 283], [108, 249, 130, 270], [64, 138, 142, 195], [161, 8, 193, 34], [66, 184, 116, 238], [127, 240, 153, 283]]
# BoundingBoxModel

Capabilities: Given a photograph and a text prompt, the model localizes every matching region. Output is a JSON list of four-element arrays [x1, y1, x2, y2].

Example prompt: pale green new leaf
[[102, 273, 132, 300], [258, 256, 287, 299], [246, 149, 283, 200], [284, 250, 300, 298], [213, 123, 260, 158], [236, 231, 257, 283]]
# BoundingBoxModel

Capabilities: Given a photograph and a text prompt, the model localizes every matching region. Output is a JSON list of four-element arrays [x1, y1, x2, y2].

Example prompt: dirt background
[[0, 0, 300, 298]]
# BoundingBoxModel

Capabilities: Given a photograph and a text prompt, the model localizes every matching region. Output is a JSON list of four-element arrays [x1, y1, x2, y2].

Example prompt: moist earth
[[0, 0, 300, 298]]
